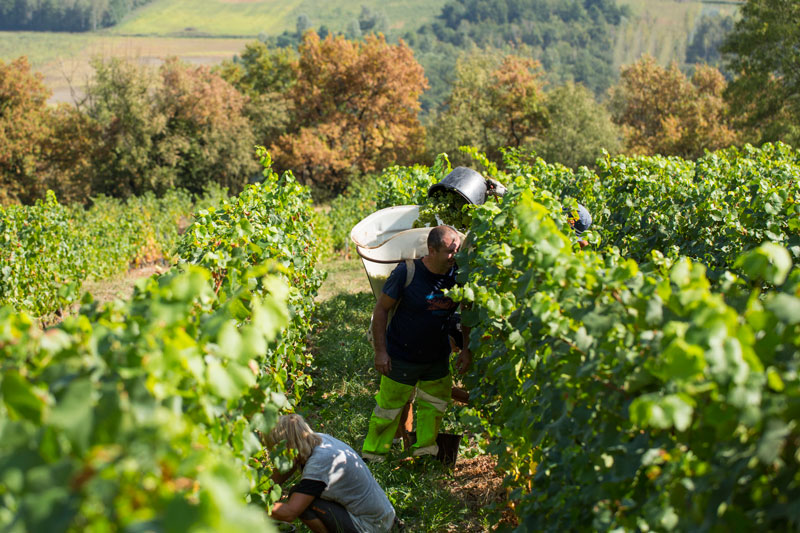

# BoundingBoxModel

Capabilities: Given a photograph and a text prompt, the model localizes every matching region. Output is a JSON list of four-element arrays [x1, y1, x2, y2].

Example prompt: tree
[[216, 41, 295, 146], [83, 57, 257, 198], [0, 57, 51, 205], [270, 32, 428, 195], [155, 58, 258, 194], [296, 13, 312, 35], [358, 6, 389, 34], [82, 57, 167, 197], [610, 55, 739, 158], [685, 13, 735, 69], [40, 104, 100, 204], [428, 50, 548, 165], [0, 0, 153, 32], [722, 0, 800, 146], [406, 0, 629, 113], [533, 81, 621, 168]]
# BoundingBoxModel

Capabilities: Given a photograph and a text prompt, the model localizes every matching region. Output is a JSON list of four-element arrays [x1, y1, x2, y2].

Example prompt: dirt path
[[81, 264, 167, 303]]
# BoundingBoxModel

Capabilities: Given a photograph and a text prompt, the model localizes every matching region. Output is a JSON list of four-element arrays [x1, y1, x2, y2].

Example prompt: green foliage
[[427, 50, 548, 166], [529, 142, 800, 277], [439, 143, 800, 530], [216, 42, 296, 147], [532, 81, 622, 169], [324, 174, 382, 253], [85, 57, 258, 198], [0, 189, 193, 318], [176, 148, 325, 403], [685, 12, 735, 70], [0, 150, 323, 532], [723, 0, 800, 146], [375, 154, 452, 210], [407, 0, 629, 111]]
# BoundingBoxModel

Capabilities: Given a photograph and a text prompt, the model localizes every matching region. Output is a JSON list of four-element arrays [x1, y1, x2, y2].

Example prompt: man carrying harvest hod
[[362, 225, 472, 462]]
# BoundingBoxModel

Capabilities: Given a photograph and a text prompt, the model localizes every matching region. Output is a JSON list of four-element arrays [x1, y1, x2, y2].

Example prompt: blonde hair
[[265, 414, 322, 462]]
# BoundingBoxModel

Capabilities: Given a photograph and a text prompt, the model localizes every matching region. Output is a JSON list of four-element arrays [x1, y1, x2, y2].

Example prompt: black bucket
[[407, 431, 462, 468], [428, 167, 487, 205]]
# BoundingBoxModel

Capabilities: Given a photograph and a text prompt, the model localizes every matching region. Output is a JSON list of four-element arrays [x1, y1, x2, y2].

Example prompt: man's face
[[430, 232, 460, 269]]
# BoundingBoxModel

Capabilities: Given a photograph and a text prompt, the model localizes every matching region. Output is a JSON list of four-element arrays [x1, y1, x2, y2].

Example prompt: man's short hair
[[428, 225, 459, 250]]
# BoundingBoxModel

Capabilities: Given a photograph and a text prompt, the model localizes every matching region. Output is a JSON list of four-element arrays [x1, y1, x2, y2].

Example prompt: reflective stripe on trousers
[[411, 375, 452, 456]]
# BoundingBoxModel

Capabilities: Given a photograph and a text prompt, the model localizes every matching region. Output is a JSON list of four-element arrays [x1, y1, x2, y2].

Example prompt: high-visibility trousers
[[362, 373, 451, 459]]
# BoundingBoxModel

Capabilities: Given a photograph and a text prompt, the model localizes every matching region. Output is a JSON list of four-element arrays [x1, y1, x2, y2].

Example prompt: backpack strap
[[367, 259, 415, 346], [404, 258, 415, 289]]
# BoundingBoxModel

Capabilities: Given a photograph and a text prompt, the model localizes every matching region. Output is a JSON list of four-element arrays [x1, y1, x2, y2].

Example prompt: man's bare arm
[[373, 293, 397, 375]]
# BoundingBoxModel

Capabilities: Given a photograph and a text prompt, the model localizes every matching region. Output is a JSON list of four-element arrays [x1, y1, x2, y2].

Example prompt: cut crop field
[[2, 32, 252, 103]]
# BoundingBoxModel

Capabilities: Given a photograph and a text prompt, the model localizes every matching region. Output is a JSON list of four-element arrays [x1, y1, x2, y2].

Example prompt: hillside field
[[0, 0, 741, 105], [108, 0, 447, 37], [614, 0, 739, 69], [1, 32, 252, 103]]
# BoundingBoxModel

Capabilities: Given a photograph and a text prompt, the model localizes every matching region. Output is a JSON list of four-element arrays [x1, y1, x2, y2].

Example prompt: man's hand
[[455, 348, 472, 374], [375, 350, 391, 375]]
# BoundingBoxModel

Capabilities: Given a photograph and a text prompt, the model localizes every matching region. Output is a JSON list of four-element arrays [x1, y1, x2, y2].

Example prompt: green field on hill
[[108, 0, 448, 37], [615, 0, 739, 68]]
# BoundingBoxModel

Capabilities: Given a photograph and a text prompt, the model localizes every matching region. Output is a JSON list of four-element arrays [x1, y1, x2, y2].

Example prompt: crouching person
[[267, 414, 397, 532]]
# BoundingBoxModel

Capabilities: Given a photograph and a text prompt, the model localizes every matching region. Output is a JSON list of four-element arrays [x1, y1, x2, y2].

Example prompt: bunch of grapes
[[415, 191, 473, 231]]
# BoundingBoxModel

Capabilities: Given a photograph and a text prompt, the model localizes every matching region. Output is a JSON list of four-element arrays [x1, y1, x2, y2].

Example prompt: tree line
[[405, 0, 628, 111], [0, 0, 797, 206], [0, 0, 153, 31]]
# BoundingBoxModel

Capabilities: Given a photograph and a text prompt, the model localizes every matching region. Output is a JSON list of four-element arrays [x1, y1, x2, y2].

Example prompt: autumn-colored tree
[[39, 104, 101, 204], [0, 57, 51, 204], [270, 32, 428, 195], [610, 55, 739, 158], [722, 0, 800, 146], [84, 57, 257, 198], [156, 58, 258, 194], [428, 50, 548, 165]]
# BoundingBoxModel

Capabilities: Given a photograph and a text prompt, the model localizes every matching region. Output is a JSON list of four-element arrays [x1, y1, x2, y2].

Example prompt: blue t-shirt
[[382, 258, 459, 363]]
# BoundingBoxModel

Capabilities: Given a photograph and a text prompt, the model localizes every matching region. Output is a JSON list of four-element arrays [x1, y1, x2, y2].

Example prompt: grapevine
[[0, 149, 323, 532]]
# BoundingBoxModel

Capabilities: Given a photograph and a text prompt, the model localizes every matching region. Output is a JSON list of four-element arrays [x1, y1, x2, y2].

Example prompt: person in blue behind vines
[[563, 202, 592, 247], [362, 225, 472, 462]]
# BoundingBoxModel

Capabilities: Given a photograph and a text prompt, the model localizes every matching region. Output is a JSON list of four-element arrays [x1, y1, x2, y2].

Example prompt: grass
[[292, 256, 511, 531], [0, 31, 95, 68], [109, 0, 448, 38]]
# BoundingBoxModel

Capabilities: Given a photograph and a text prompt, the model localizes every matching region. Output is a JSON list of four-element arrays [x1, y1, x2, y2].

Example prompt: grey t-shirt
[[301, 433, 395, 532]]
